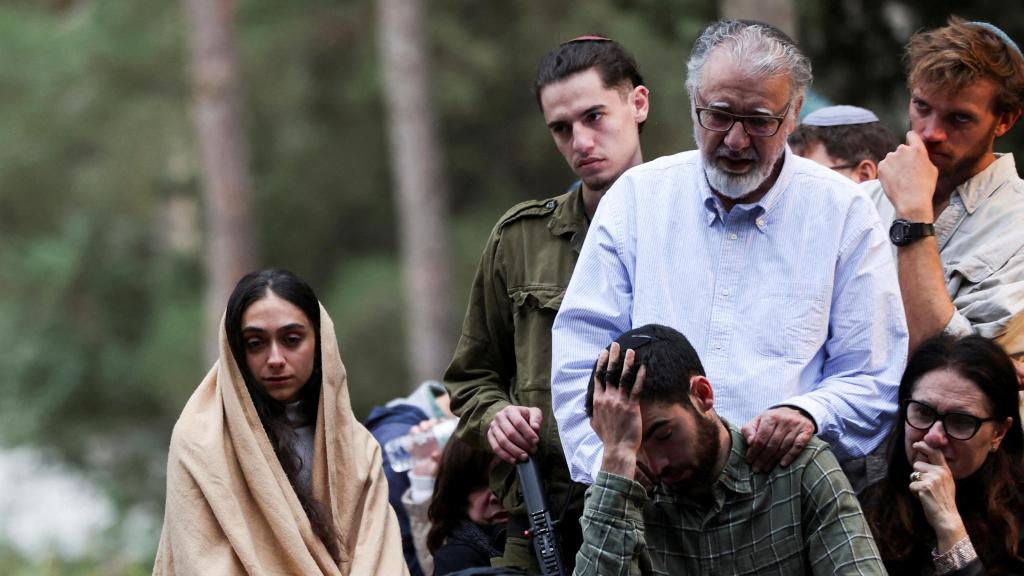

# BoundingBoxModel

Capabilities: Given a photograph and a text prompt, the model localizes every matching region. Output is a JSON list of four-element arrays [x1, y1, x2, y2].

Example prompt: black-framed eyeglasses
[[903, 399, 998, 441], [826, 162, 859, 172], [694, 93, 791, 137]]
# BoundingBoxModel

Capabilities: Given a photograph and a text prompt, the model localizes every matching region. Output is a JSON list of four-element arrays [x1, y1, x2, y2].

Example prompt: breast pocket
[[509, 286, 564, 449], [755, 282, 830, 361]]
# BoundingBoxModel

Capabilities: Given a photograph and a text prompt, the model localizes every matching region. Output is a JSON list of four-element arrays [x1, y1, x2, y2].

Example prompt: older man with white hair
[[551, 19, 908, 493]]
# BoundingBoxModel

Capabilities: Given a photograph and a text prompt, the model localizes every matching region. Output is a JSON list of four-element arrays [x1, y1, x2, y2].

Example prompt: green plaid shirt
[[573, 423, 885, 575]]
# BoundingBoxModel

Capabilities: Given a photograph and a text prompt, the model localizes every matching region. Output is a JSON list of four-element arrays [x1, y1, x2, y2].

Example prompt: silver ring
[[910, 471, 922, 483]]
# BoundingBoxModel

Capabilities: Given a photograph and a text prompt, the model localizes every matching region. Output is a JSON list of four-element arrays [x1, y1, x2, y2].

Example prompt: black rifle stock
[[516, 456, 567, 576]]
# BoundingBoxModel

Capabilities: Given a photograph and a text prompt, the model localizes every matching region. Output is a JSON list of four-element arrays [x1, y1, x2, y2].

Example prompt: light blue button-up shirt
[[551, 148, 908, 484]]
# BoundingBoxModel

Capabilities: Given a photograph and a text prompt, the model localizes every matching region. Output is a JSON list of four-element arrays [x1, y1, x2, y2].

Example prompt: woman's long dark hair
[[225, 268, 340, 562], [426, 436, 494, 554], [865, 334, 1024, 571]]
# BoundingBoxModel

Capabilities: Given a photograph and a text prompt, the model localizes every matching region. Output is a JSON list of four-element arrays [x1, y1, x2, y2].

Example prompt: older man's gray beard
[[695, 127, 781, 200]]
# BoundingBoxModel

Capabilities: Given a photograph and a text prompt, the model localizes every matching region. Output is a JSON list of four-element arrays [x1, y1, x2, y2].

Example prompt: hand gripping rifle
[[516, 456, 567, 576]]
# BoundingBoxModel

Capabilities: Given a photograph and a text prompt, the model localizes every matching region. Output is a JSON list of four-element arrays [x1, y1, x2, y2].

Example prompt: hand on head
[[591, 342, 647, 479], [740, 406, 815, 473]]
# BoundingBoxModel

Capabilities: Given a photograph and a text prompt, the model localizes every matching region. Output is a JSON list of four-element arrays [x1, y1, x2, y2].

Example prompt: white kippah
[[802, 105, 879, 127]]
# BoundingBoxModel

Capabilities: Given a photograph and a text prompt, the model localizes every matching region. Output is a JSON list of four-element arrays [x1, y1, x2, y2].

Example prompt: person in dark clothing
[[428, 437, 508, 575], [861, 334, 1024, 575], [366, 380, 452, 576]]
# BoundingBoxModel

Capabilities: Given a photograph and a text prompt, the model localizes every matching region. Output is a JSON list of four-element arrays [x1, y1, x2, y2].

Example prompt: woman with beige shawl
[[154, 268, 407, 575]]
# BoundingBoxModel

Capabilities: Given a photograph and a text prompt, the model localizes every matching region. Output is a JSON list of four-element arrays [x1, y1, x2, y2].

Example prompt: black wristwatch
[[889, 219, 935, 247]]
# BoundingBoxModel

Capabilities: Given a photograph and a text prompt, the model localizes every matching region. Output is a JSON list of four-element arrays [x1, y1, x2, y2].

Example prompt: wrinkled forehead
[[697, 50, 793, 112]]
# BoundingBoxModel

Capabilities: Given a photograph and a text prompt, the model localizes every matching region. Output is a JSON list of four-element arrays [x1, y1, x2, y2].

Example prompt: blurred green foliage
[[0, 541, 150, 576], [0, 0, 1020, 567]]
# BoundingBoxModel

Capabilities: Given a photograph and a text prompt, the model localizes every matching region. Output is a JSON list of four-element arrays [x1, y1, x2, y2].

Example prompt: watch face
[[889, 221, 909, 246]]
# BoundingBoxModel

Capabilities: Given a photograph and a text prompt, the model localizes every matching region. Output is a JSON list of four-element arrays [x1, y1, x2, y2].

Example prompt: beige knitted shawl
[[153, 305, 407, 575]]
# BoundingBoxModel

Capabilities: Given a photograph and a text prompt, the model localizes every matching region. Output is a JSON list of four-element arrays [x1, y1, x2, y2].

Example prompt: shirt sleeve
[[573, 471, 649, 576], [943, 247, 1024, 353], [800, 446, 886, 575], [783, 196, 908, 461], [443, 227, 515, 450], [552, 187, 635, 484]]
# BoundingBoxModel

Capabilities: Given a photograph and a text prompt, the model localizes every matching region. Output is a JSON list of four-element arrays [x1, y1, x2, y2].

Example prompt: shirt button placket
[[708, 224, 741, 368]]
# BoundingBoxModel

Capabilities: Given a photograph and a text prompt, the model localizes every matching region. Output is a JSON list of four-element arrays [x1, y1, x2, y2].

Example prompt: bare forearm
[[601, 447, 637, 481], [896, 237, 955, 352]]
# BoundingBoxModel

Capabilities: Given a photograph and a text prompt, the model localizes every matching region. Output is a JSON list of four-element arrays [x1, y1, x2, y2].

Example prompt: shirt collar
[[716, 421, 755, 495], [953, 153, 1018, 214], [699, 147, 797, 233], [548, 182, 590, 237]]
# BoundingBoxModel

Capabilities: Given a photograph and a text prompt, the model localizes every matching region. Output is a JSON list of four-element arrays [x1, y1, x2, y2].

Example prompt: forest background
[[0, 0, 1019, 573]]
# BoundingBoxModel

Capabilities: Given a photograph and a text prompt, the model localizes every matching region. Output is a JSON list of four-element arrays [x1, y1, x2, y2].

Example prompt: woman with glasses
[[861, 334, 1024, 575]]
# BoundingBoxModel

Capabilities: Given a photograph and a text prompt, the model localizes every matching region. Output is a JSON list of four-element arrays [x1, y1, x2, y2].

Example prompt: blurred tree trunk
[[720, 0, 797, 39], [183, 0, 256, 365], [377, 0, 452, 386]]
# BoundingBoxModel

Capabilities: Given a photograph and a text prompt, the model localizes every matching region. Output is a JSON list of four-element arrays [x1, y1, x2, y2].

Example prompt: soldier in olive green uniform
[[444, 37, 649, 571]]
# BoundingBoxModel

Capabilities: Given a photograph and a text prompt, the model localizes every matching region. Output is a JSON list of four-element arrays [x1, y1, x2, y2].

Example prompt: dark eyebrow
[[241, 323, 308, 334], [911, 398, 981, 417], [642, 419, 670, 441], [547, 105, 606, 129]]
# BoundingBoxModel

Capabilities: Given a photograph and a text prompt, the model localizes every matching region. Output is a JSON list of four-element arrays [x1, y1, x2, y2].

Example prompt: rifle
[[516, 456, 567, 576]]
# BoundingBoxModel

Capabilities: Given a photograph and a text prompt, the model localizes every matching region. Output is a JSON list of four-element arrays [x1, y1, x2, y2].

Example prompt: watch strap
[[907, 221, 935, 239]]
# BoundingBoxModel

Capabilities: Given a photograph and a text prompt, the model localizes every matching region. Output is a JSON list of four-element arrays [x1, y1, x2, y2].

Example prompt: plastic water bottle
[[384, 418, 458, 473]]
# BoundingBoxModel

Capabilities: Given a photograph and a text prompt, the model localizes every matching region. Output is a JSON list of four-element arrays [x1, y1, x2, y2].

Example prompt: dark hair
[[907, 17, 1024, 116], [224, 268, 340, 562], [864, 334, 1024, 569], [426, 436, 494, 554], [585, 324, 706, 418], [788, 121, 899, 165], [533, 37, 646, 130]]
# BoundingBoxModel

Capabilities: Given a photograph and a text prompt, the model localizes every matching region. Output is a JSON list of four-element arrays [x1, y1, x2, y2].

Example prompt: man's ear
[[688, 375, 714, 412], [853, 159, 878, 183], [994, 108, 1021, 138], [631, 85, 650, 124]]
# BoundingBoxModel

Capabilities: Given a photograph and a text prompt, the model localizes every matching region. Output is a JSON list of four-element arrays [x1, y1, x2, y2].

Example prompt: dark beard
[[924, 122, 997, 197], [667, 414, 721, 496], [938, 145, 990, 194]]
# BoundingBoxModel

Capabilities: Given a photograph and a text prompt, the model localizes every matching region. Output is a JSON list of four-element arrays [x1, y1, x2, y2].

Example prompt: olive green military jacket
[[444, 185, 588, 514]]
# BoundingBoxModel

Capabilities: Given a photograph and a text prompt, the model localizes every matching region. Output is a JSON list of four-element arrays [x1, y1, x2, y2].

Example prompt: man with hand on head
[[444, 36, 650, 571], [551, 19, 906, 493], [870, 18, 1024, 370], [574, 324, 885, 575], [789, 104, 899, 183]]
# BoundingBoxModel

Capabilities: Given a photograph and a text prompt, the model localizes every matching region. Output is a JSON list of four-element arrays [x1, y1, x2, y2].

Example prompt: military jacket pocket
[[508, 285, 565, 463]]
